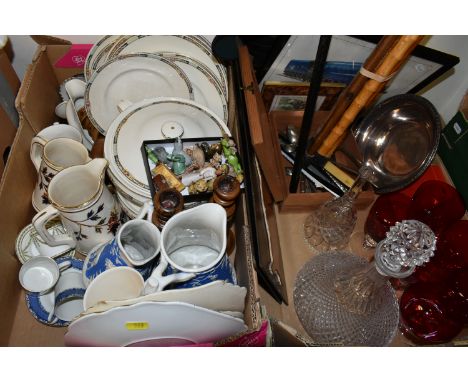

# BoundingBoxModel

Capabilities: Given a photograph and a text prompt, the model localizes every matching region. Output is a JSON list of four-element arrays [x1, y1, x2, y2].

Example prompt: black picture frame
[[257, 35, 460, 95], [350, 35, 460, 94]]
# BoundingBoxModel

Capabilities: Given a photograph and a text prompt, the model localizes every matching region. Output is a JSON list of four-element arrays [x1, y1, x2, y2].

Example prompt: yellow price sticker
[[125, 322, 149, 331]]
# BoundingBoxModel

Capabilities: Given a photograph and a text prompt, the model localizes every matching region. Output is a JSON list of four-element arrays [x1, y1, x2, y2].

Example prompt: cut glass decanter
[[294, 220, 436, 346]]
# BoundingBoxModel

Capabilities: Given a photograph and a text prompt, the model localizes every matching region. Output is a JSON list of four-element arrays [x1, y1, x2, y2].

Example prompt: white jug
[[32, 158, 122, 254]]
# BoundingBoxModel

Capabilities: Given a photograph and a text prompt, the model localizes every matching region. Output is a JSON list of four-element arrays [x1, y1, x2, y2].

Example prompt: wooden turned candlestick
[[212, 175, 241, 221], [211, 175, 241, 256], [151, 174, 184, 229]]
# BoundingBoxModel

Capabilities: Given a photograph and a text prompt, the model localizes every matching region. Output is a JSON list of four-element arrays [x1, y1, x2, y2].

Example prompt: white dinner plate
[[84, 35, 123, 81], [161, 53, 228, 123], [108, 35, 227, 97], [104, 97, 231, 196], [65, 301, 247, 346], [85, 53, 193, 136]]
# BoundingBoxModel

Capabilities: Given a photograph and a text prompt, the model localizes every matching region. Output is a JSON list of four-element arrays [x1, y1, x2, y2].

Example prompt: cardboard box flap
[[15, 47, 61, 134], [238, 44, 287, 202], [31, 35, 71, 46]]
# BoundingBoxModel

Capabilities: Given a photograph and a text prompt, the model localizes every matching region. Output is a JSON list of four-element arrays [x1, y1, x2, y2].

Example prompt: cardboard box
[[0, 40, 262, 346], [438, 93, 468, 207], [0, 41, 20, 180]]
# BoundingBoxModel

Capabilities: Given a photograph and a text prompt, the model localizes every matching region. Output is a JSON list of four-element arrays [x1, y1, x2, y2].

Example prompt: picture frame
[[259, 35, 460, 101], [261, 82, 344, 113]]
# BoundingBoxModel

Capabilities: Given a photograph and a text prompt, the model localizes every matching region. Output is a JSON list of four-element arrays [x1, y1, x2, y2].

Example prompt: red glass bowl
[[436, 220, 468, 271], [364, 192, 411, 245], [407, 180, 465, 236], [400, 282, 463, 345]]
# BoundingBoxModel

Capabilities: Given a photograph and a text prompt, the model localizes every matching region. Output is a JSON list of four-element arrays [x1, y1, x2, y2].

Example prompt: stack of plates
[[83, 35, 232, 217], [84, 35, 228, 131]]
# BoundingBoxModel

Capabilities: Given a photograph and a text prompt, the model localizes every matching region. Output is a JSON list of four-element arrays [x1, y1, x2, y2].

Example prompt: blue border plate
[[25, 256, 84, 327]]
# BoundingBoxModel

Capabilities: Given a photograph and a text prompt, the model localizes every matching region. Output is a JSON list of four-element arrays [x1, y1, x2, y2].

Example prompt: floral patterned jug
[[32, 159, 122, 254]]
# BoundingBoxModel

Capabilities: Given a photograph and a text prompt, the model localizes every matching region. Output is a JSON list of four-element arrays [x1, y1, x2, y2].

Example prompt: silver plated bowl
[[353, 94, 441, 194]]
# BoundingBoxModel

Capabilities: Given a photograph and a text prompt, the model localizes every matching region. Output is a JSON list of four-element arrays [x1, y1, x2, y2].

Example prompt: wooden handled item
[[308, 35, 401, 156], [317, 35, 424, 157]]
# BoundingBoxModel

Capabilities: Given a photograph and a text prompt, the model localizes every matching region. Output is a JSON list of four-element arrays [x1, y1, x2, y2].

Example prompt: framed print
[[261, 82, 344, 112]]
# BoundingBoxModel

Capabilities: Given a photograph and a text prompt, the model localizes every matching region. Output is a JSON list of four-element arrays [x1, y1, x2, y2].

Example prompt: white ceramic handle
[[142, 256, 195, 295], [136, 201, 153, 222], [55, 101, 68, 119], [47, 292, 58, 324], [30, 136, 47, 172], [117, 99, 133, 113], [32, 205, 76, 248], [58, 260, 72, 272]]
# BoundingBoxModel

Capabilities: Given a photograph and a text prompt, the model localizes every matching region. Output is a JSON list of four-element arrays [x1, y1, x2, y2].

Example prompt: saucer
[[15, 221, 76, 264], [25, 257, 84, 327]]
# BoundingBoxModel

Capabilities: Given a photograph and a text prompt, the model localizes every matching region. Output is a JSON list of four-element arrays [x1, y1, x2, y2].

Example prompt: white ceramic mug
[[31, 137, 91, 212], [19, 256, 71, 294]]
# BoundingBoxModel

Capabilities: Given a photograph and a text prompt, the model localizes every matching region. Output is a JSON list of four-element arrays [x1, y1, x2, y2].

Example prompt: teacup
[[83, 266, 144, 310], [83, 206, 160, 285], [31, 137, 91, 211], [160, 203, 236, 289], [19, 256, 71, 294], [48, 266, 86, 324], [30, 122, 83, 168], [64, 78, 86, 101]]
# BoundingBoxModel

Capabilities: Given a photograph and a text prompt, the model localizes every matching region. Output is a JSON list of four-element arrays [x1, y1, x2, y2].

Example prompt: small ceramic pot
[[19, 256, 71, 294]]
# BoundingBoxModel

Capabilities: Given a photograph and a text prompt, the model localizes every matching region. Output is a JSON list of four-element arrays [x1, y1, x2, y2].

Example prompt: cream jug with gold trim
[[32, 158, 122, 255]]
